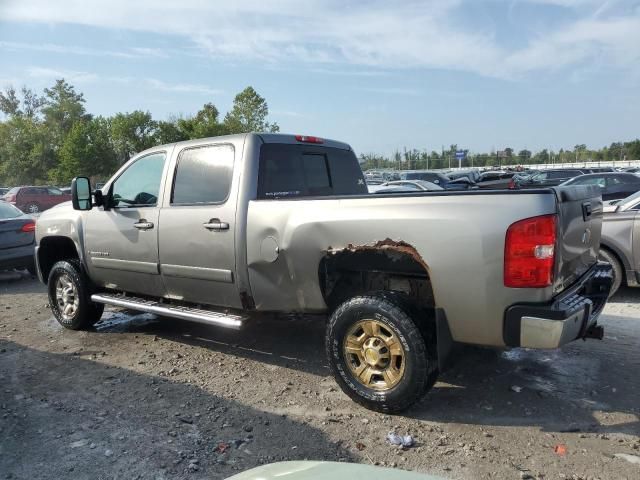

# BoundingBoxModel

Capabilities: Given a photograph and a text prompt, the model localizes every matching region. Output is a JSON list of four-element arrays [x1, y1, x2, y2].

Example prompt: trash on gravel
[[215, 442, 230, 454], [553, 444, 567, 456], [614, 453, 640, 464], [386, 432, 415, 448], [355, 442, 366, 451], [510, 385, 523, 393]]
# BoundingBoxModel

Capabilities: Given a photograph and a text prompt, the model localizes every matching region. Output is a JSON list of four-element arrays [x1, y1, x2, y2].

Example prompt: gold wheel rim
[[343, 319, 406, 391]]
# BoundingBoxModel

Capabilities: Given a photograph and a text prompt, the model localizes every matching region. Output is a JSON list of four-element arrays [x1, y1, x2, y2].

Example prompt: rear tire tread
[[326, 293, 438, 413]]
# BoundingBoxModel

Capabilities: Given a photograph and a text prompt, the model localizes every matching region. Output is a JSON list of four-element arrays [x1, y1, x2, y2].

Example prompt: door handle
[[203, 219, 229, 231], [133, 219, 154, 230]]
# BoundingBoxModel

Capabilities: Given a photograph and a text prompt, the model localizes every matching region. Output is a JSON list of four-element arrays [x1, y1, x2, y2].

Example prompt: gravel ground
[[1, 271, 639, 480]]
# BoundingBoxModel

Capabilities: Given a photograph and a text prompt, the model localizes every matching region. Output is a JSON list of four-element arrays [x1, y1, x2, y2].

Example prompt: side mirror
[[71, 177, 92, 211]]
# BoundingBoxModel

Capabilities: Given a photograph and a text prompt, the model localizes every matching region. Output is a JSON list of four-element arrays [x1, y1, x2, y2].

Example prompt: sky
[[0, 0, 639, 156]]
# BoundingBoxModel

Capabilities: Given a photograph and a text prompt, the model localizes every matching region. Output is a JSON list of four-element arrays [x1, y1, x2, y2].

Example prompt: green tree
[[517, 149, 532, 161], [109, 111, 158, 164], [52, 117, 117, 184], [42, 79, 90, 140], [224, 87, 279, 133], [178, 103, 228, 139], [0, 116, 53, 184]]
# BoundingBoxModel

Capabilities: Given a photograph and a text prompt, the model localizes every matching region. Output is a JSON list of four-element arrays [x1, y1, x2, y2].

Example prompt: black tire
[[48, 259, 104, 330], [25, 202, 40, 214], [599, 249, 622, 298], [326, 293, 438, 413]]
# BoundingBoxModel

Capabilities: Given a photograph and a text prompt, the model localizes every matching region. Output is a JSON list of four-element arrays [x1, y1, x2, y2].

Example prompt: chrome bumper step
[[91, 293, 246, 330]]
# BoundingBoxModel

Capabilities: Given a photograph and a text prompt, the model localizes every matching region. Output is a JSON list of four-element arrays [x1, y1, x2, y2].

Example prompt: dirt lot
[[1, 272, 639, 480]]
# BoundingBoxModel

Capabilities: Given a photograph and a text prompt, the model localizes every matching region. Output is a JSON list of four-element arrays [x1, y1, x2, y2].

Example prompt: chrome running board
[[91, 293, 246, 330]]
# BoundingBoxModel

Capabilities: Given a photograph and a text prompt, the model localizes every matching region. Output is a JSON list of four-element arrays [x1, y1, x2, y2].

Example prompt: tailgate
[[0, 218, 35, 249], [553, 185, 602, 291]]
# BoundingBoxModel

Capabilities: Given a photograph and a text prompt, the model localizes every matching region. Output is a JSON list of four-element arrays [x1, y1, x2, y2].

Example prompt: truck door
[[84, 151, 167, 297], [158, 142, 241, 308]]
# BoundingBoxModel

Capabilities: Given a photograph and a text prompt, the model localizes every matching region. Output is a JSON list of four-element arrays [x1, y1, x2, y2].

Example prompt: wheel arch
[[318, 239, 453, 371], [318, 239, 435, 312], [38, 236, 81, 282]]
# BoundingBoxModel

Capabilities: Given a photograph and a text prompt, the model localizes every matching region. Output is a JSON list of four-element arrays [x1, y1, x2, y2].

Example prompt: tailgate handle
[[582, 202, 592, 221]]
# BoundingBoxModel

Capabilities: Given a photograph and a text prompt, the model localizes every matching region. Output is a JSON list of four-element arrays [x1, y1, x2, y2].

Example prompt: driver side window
[[111, 152, 166, 208]]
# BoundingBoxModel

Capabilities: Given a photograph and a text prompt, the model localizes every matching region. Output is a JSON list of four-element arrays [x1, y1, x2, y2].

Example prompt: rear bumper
[[0, 243, 35, 270], [504, 262, 612, 349]]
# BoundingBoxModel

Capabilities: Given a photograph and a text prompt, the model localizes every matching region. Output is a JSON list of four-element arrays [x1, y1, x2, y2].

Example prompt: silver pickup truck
[[35, 133, 613, 412]]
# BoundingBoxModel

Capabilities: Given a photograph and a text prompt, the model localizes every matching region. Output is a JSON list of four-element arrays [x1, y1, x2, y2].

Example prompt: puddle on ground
[[501, 347, 606, 408], [94, 309, 159, 332]]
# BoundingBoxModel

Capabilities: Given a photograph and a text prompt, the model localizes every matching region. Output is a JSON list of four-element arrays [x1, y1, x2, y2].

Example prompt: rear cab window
[[172, 144, 235, 205], [258, 143, 367, 199]]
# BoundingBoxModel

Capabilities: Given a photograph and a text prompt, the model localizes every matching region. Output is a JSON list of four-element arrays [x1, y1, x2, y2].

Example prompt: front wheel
[[326, 294, 438, 413], [48, 260, 104, 330]]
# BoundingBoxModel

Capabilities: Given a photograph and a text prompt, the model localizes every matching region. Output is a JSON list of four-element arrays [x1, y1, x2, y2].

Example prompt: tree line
[[359, 141, 640, 172], [0, 80, 279, 186]]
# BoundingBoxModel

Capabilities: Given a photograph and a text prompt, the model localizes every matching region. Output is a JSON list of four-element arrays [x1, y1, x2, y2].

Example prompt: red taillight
[[508, 178, 516, 189], [295, 135, 323, 144], [21, 222, 36, 233], [504, 214, 556, 288], [5, 194, 16, 202]]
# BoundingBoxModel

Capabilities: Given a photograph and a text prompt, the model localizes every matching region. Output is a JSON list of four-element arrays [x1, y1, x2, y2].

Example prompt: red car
[[2, 186, 71, 214]]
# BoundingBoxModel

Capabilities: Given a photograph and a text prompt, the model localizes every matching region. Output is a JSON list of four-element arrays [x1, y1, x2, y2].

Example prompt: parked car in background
[[0, 201, 36, 273], [582, 167, 615, 173], [622, 167, 640, 174], [599, 190, 640, 296], [400, 171, 475, 190], [2, 186, 72, 213], [370, 180, 444, 193], [0, 187, 9, 196], [446, 169, 481, 183], [475, 171, 514, 189], [560, 173, 640, 201], [513, 169, 583, 188]]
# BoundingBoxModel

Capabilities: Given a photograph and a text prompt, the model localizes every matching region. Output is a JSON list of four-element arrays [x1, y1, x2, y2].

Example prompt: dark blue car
[[0, 201, 36, 273]]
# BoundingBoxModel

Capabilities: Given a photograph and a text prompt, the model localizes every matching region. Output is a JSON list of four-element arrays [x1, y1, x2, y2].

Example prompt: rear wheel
[[599, 249, 622, 298], [326, 293, 438, 413], [48, 260, 104, 330], [25, 203, 40, 214]]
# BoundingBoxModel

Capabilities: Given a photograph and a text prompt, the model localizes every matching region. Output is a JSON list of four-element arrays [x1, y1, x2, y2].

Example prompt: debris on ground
[[554, 444, 568, 456], [510, 385, 523, 393], [355, 442, 366, 451], [614, 453, 640, 464], [215, 442, 230, 454], [386, 432, 415, 448]]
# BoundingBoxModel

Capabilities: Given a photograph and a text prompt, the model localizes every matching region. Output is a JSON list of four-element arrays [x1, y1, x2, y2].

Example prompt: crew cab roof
[[145, 133, 352, 155]]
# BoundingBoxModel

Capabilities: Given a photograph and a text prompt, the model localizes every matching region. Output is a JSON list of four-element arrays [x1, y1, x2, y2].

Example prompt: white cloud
[[361, 87, 422, 96], [22, 68, 221, 95], [2, 0, 639, 79], [0, 40, 164, 59], [27, 66, 98, 83], [146, 79, 222, 95]]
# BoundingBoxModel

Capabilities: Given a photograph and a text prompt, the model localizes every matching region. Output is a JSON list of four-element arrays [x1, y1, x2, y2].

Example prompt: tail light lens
[[295, 135, 323, 144], [504, 214, 557, 288], [508, 178, 516, 189], [21, 222, 36, 233], [5, 194, 16, 202]]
